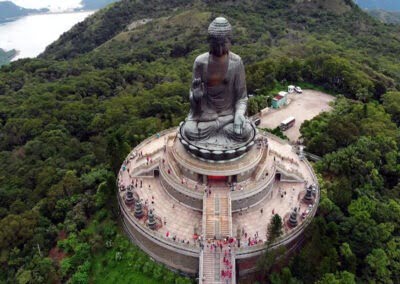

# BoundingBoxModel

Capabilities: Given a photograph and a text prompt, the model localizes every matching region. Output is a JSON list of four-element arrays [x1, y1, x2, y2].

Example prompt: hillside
[[0, 1, 48, 23], [1, 0, 400, 283]]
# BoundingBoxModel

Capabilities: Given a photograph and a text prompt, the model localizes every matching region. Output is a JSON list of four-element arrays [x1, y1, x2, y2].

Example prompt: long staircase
[[200, 187, 235, 284], [205, 188, 230, 239]]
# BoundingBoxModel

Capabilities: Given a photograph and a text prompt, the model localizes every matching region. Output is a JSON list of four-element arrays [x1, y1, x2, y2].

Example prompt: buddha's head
[[208, 17, 232, 57]]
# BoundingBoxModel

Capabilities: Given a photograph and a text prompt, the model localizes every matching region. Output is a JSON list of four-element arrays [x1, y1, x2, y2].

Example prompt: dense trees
[[289, 95, 400, 283], [267, 214, 283, 244]]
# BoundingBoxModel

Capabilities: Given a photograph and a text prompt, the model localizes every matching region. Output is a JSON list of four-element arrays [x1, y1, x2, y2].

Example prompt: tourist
[[260, 208, 263, 214]]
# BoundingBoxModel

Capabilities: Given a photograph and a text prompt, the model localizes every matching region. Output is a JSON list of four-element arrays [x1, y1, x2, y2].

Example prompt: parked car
[[295, 86, 302, 93]]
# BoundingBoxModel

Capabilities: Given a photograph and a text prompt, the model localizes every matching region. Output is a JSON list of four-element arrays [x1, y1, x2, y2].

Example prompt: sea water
[[0, 11, 93, 60]]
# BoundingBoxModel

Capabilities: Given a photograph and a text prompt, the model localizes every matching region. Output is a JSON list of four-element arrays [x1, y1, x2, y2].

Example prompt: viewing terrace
[[117, 128, 319, 282]]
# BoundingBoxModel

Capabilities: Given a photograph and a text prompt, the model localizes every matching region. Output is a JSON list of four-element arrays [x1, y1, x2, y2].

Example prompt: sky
[[0, 0, 83, 12]]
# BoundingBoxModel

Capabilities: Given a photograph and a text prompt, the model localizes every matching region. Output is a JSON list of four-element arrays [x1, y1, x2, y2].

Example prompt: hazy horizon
[[0, 0, 82, 12]]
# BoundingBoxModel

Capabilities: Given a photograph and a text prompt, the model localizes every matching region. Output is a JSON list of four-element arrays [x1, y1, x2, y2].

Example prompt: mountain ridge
[[367, 9, 400, 24]]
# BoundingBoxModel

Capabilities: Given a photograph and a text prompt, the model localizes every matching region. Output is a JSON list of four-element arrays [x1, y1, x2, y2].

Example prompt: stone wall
[[179, 165, 200, 181], [121, 209, 200, 275], [236, 232, 305, 278], [159, 168, 203, 211], [232, 184, 273, 211]]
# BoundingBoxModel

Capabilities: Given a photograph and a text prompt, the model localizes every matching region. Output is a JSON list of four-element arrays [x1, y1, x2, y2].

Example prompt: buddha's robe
[[183, 51, 252, 142]]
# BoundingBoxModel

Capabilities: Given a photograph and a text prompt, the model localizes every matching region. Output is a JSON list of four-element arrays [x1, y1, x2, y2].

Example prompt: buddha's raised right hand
[[191, 78, 204, 102]]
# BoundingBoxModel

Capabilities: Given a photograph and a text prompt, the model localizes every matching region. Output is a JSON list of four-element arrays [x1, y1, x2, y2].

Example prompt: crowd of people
[[221, 248, 233, 282]]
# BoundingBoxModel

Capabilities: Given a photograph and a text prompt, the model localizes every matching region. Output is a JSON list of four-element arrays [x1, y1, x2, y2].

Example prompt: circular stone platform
[[116, 127, 319, 282], [178, 121, 257, 162]]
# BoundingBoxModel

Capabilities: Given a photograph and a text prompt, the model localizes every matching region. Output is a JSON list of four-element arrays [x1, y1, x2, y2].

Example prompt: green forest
[[0, 0, 400, 283]]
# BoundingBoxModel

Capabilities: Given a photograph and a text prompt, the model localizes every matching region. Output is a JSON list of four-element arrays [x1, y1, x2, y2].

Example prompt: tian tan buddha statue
[[179, 17, 256, 160]]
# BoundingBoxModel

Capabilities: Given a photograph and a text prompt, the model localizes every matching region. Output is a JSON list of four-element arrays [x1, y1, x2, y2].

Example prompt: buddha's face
[[209, 36, 230, 57]]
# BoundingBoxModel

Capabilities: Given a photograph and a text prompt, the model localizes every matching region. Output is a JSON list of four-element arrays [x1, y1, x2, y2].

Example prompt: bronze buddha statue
[[179, 17, 255, 160]]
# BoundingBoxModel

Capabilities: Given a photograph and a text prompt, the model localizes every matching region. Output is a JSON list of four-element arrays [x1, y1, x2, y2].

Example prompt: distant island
[[0, 1, 49, 23], [0, 0, 119, 23]]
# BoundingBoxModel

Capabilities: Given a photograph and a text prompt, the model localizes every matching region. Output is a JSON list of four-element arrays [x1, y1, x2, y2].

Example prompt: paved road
[[259, 90, 335, 142]]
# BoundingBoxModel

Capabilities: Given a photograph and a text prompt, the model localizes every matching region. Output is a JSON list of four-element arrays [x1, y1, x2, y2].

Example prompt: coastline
[[0, 9, 96, 25], [0, 10, 95, 64]]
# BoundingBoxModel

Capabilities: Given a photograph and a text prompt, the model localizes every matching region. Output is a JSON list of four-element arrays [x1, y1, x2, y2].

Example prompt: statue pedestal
[[170, 134, 267, 184], [178, 121, 257, 162]]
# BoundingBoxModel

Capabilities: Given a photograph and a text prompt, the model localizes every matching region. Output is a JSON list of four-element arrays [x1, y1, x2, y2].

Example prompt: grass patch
[[261, 127, 289, 140], [90, 249, 159, 284]]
